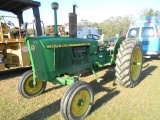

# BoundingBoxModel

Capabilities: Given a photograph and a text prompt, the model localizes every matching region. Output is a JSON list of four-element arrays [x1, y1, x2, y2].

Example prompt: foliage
[[138, 8, 160, 18], [27, 28, 35, 36], [27, 8, 160, 38], [78, 16, 132, 37], [27, 27, 49, 36], [77, 8, 160, 37]]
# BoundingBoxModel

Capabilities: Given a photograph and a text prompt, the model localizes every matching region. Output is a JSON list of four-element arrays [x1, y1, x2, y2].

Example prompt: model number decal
[[47, 43, 90, 48]]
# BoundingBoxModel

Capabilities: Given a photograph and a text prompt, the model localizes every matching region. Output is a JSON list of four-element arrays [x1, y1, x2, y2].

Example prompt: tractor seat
[[13, 22, 28, 38], [100, 34, 110, 42], [98, 34, 110, 47]]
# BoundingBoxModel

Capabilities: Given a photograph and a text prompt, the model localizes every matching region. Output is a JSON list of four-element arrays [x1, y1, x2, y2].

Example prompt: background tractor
[[46, 25, 67, 36], [18, 2, 143, 120]]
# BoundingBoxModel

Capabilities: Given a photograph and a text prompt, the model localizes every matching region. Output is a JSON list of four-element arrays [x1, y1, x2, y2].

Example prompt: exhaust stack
[[51, 2, 59, 36], [69, 4, 77, 37]]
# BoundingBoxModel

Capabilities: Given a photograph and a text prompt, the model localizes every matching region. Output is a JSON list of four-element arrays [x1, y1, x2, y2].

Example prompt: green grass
[[0, 59, 160, 120]]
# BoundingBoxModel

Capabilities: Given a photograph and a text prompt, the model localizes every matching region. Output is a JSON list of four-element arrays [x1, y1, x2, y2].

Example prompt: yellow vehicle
[[0, 16, 30, 70], [0, 0, 42, 71]]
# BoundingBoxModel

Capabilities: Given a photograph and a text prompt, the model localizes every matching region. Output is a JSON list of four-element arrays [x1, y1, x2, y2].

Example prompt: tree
[[98, 16, 132, 37], [78, 19, 92, 27], [138, 8, 160, 18], [77, 16, 132, 37]]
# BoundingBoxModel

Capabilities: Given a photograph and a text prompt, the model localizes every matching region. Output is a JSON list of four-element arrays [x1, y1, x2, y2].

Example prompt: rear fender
[[113, 36, 126, 59]]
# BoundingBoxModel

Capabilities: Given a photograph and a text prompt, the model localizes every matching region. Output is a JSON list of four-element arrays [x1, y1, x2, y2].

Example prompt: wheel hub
[[130, 46, 142, 81], [72, 90, 90, 116], [77, 99, 84, 106]]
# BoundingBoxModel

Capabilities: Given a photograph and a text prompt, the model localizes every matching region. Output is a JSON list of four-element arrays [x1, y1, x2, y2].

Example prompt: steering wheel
[[87, 34, 101, 40], [5, 20, 14, 26]]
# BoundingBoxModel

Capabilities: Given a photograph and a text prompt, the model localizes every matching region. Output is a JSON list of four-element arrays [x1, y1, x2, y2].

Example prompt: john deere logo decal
[[31, 45, 36, 51]]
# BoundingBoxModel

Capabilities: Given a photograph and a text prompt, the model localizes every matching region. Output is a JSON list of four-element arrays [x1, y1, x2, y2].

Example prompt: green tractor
[[18, 2, 143, 120]]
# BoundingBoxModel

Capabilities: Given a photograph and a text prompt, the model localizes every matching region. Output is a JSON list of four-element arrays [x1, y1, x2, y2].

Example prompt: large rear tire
[[18, 70, 47, 98], [115, 38, 143, 88], [61, 81, 94, 120]]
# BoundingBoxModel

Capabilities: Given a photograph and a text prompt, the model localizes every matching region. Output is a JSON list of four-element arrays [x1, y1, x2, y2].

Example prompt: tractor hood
[[25, 36, 98, 53], [25, 36, 98, 81]]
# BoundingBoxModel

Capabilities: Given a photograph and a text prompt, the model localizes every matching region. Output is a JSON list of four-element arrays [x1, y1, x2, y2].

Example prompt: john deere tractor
[[18, 2, 143, 120]]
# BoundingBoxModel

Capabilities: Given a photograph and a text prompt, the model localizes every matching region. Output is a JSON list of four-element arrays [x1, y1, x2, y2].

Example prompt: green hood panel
[[25, 36, 98, 81]]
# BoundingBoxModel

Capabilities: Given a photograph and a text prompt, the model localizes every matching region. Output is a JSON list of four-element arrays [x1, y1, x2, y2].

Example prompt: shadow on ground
[[0, 67, 31, 80], [43, 85, 64, 94], [89, 67, 120, 112], [141, 65, 157, 81], [20, 99, 61, 120], [20, 67, 120, 120]]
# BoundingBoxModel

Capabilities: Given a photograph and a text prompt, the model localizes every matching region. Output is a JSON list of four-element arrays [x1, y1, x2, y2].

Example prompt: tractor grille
[[55, 48, 72, 70]]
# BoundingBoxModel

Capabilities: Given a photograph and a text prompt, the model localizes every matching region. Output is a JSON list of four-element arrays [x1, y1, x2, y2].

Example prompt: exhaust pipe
[[69, 4, 77, 37], [51, 2, 59, 36]]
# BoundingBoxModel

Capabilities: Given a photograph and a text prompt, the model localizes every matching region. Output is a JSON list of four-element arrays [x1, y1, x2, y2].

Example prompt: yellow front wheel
[[61, 81, 94, 120], [18, 70, 47, 98]]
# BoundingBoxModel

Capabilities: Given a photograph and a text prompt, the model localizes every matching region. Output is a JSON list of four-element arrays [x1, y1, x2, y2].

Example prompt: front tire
[[61, 81, 94, 120], [115, 38, 143, 88], [18, 70, 47, 98]]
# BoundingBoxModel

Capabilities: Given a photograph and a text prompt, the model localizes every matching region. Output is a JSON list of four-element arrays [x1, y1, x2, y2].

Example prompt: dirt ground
[[0, 58, 160, 120]]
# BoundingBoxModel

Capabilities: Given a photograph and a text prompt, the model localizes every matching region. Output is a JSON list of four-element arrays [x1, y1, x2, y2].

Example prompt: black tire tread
[[115, 38, 142, 88], [61, 81, 86, 120], [18, 70, 47, 98], [61, 81, 94, 120]]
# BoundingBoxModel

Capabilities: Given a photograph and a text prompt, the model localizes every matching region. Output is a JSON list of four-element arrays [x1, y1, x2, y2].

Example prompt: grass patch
[[0, 59, 160, 120]]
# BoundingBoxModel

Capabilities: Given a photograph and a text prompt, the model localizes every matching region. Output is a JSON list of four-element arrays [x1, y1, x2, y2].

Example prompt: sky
[[0, 0, 160, 26]]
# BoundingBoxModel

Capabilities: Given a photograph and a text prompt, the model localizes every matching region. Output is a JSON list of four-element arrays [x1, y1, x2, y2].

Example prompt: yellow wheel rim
[[25, 76, 43, 95], [71, 90, 90, 117], [130, 46, 142, 81]]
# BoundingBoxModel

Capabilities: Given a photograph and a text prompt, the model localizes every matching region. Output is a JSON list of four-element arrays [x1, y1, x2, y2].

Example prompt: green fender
[[113, 36, 126, 59]]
